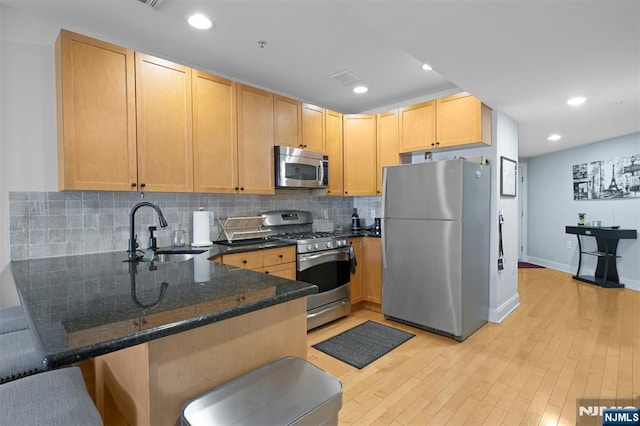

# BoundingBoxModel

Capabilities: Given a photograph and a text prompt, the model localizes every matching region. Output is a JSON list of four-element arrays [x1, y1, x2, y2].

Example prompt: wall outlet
[[370, 209, 376, 219], [323, 209, 328, 219], [566, 240, 572, 249]]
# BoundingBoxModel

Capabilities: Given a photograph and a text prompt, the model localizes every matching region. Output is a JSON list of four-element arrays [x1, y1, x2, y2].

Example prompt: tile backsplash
[[8, 190, 357, 260]]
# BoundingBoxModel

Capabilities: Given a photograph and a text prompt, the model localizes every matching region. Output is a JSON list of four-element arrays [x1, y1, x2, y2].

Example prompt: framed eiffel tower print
[[573, 154, 640, 200]]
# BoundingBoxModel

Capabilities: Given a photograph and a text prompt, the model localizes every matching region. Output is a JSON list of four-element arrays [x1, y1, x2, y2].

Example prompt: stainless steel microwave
[[275, 146, 328, 189]]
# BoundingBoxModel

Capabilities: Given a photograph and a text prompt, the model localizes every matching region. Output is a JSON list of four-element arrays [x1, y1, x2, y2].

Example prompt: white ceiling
[[2, 0, 639, 158]]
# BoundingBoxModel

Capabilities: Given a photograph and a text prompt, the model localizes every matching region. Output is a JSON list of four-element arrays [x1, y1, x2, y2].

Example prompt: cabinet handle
[[240, 187, 245, 191], [345, 191, 348, 194], [242, 260, 247, 264], [327, 190, 330, 193], [431, 142, 435, 147], [435, 142, 440, 147], [278, 254, 283, 258], [234, 187, 239, 190], [131, 182, 137, 187], [140, 182, 146, 188], [264, 270, 270, 274]]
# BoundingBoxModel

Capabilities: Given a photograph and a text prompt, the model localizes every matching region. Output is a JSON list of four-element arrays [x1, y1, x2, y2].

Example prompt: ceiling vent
[[327, 70, 361, 86], [136, 0, 165, 8]]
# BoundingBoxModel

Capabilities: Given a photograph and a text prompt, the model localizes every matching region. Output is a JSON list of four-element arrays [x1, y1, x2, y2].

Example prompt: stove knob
[[307, 244, 313, 251], [314, 243, 319, 250], [326, 241, 332, 248], [336, 240, 342, 247]]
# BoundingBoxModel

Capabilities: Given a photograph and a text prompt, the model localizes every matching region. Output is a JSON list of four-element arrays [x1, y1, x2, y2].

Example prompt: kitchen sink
[[132, 248, 207, 263], [156, 248, 207, 255], [153, 253, 199, 262]]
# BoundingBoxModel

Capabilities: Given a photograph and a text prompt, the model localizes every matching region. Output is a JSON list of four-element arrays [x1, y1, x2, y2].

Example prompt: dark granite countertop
[[8, 245, 316, 370]]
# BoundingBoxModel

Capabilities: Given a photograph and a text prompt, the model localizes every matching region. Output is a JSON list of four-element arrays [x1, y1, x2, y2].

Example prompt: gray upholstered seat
[[0, 329, 43, 383], [0, 367, 103, 425], [0, 305, 28, 335]]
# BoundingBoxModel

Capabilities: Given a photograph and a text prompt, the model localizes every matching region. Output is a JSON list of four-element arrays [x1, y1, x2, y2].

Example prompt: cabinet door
[[274, 95, 302, 148], [325, 109, 343, 196], [363, 238, 382, 304], [262, 263, 296, 280], [349, 238, 363, 305], [135, 53, 193, 192], [56, 30, 137, 191], [376, 110, 400, 195], [302, 103, 325, 152], [436, 93, 491, 147], [237, 84, 275, 195], [192, 70, 238, 193], [343, 114, 377, 196], [399, 100, 435, 153]]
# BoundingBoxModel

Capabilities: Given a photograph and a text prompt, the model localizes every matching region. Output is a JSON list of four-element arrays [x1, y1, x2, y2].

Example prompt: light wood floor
[[307, 268, 640, 425]]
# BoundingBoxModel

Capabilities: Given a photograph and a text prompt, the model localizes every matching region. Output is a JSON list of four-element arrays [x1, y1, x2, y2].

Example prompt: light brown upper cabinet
[[236, 84, 275, 194], [192, 70, 238, 193], [398, 100, 436, 153], [436, 93, 492, 148], [56, 30, 138, 191], [325, 109, 343, 196], [376, 109, 400, 195], [301, 103, 325, 152], [343, 114, 377, 196], [273, 95, 302, 148], [135, 53, 193, 192]]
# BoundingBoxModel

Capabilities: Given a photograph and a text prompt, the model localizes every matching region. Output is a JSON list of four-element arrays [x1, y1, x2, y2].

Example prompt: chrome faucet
[[127, 202, 168, 261]]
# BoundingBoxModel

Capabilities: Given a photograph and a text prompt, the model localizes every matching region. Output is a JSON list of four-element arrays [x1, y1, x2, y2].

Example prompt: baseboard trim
[[526, 256, 639, 292], [489, 292, 520, 323]]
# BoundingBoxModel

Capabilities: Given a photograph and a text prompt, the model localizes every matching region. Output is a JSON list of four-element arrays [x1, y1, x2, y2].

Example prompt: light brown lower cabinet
[[363, 238, 382, 304], [216, 246, 296, 280], [348, 237, 382, 306]]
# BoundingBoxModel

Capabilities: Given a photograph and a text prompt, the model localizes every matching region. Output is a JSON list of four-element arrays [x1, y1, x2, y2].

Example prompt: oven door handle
[[298, 248, 350, 271]]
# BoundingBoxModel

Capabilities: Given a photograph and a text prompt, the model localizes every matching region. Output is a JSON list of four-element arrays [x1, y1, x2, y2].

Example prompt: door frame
[[518, 162, 528, 261]]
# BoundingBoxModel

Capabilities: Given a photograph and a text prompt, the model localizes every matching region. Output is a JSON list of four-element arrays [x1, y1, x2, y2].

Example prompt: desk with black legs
[[566, 226, 637, 288]]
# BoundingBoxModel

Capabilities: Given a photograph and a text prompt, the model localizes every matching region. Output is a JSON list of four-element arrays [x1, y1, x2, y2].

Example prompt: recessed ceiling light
[[567, 96, 586, 106], [547, 134, 562, 141], [353, 86, 368, 94], [422, 64, 433, 71], [188, 13, 212, 30]]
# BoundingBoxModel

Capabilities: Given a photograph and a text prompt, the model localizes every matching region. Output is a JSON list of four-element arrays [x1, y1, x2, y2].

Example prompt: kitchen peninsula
[[7, 244, 316, 425]]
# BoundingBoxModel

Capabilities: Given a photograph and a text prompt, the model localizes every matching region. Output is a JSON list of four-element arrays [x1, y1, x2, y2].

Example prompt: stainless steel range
[[261, 210, 352, 330]]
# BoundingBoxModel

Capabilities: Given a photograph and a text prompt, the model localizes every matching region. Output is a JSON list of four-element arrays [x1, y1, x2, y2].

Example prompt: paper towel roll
[[193, 252, 211, 283], [192, 210, 213, 247]]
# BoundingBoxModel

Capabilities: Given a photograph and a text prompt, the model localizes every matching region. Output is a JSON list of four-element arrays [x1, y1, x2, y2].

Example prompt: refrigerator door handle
[[381, 167, 388, 269]]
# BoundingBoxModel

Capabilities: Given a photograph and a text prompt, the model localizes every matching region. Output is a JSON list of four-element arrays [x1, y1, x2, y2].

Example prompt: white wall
[[0, 5, 75, 304], [411, 110, 520, 323], [527, 132, 640, 290]]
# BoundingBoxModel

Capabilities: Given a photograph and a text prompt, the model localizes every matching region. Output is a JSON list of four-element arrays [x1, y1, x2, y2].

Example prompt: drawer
[[262, 262, 296, 280], [221, 251, 263, 270], [262, 246, 296, 267]]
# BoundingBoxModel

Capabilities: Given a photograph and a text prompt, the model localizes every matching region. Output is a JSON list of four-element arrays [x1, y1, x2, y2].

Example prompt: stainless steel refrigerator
[[381, 159, 491, 341]]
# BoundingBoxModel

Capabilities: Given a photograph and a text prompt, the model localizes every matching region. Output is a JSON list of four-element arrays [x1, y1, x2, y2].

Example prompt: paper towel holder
[[192, 209, 214, 247]]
